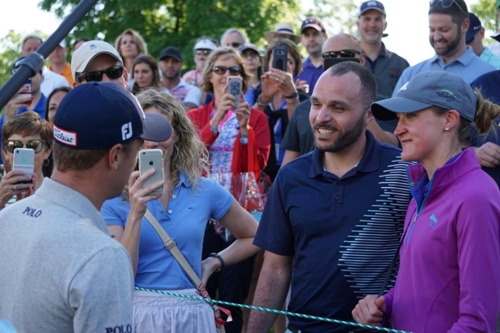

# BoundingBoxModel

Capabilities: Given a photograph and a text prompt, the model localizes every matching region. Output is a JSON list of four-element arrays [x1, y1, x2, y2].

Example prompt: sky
[[0, 0, 481, 66]]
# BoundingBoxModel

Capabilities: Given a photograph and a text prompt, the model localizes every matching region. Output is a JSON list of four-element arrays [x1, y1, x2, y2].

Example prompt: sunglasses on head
[[429, 0, 466, 16], [322, 49, 361, 59], [5, 139, 45, 154], [212, 66, 241, 75], [75, 65, 124, 83], [226, 42, 242, 48], [195, 49, 211, 56]]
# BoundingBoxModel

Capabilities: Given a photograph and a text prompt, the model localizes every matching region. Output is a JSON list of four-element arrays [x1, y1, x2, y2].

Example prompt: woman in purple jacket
[[352, 71, 500, 333]]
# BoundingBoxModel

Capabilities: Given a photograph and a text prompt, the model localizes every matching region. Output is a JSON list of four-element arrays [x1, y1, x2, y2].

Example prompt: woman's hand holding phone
[[0, 170, 34, 209], [127, 170, 164, 221]]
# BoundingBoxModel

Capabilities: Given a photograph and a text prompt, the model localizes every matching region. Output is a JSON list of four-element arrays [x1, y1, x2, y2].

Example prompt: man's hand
[[352, 295, 386, 326], [474, 142, 500, 168]]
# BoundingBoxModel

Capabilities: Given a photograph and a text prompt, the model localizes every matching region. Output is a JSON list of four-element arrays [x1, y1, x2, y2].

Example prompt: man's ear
[[107, 144, 123, 171]]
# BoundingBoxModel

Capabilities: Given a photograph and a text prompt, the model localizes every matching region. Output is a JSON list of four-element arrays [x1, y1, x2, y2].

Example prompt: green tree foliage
[[470, 0, 498, 32], [304, 0, 358, 36], [0, 30, 23, 87], [39, 0, 301, 69]]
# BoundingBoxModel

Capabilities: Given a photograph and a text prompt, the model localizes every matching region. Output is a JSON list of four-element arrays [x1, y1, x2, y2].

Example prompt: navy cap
[[53, 82, 172, 149], [466, 13, 482, 44], [159, 46, 182, 62], [301, 17, 326, 33], [12, 57, 42, 75], [359, 1, 386, 16], [372, 71, 478, 122]]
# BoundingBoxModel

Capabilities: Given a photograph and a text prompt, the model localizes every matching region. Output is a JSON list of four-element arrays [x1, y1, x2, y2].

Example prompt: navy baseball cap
[[466, 13, 482, 44], [359, 1, 386, 17], [301, 17, 326, 33], [372, 71, 478, 122], [53, 82, 172, 149], [159, 46, 182, 62]]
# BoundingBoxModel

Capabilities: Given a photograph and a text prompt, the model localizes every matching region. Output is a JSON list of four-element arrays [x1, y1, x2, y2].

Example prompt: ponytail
[[473, 89, 500, 134]]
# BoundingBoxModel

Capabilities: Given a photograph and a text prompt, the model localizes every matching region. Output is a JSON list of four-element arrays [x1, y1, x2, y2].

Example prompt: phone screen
[[227, 76, 242, 109]]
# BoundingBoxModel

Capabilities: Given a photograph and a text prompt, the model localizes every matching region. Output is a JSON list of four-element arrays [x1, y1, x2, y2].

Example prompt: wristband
[[209, 252, 225, 271], [256, 95, 268, 107], [284, 91, 298, 99], [210, 125, 219, 136]]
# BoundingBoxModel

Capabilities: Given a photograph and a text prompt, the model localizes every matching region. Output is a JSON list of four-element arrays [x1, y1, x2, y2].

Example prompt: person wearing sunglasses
[[357, 1, 409, 105], [220, 28, 247, 50], [183, 37, 218, 88], [158, 46, 202, 111], [71, 40, 128, 89], [0, 112, 52, 210], [392, 0, 495, 96], [187, 47, 270, 333]]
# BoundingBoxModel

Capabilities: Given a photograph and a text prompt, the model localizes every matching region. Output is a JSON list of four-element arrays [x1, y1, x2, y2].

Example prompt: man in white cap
[[183, 37, 218, 87], [71, 40, 128, 89], [20, 33, 69, 97], [48, 39, 73, 85]]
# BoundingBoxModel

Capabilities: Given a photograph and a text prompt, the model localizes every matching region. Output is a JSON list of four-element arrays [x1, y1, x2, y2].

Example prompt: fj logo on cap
[[121, 122, 133, 141], [436, 89, 457, 102], [53, 125, 77, 146]]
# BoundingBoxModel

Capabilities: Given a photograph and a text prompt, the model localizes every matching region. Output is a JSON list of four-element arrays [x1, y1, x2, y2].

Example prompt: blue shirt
[[392, 47, 495, 96], [254, 131, 411, 332], [101, 172, 233, 290], [0, 94, 46, 164], [297, 57, 323, 96], [480, 47, 500, 70]]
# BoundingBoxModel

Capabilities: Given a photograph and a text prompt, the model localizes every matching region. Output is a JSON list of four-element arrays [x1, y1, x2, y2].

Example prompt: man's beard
[[313, 113, 365, 153]]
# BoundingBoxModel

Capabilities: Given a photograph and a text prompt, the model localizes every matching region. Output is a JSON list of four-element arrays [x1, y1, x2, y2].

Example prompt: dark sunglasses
[[322, 49, 361, 59], [75, 65, 124, 83], [195, 49, 211, 56], [226, 42, 242, 48], [5, 139, 45, 154], [429, 0, 466, 16], [212, 66, 241, 75]]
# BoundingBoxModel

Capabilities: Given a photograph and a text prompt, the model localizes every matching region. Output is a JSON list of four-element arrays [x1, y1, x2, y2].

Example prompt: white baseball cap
[[71, 40, 123, 80], [194, 39, 217, 51]]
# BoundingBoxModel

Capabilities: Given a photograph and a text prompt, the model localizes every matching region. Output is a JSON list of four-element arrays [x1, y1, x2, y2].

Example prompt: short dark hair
[[326, 61, 376, 109], [53, 140, 137, 172], [428, 0, 468, 25]]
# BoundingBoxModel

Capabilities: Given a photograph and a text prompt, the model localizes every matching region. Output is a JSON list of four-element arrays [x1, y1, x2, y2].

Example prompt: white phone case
[[138, 149, 165, 195], [13, 148, 34, 179]]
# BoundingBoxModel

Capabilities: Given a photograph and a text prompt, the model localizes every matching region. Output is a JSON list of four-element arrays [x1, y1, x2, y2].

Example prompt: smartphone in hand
[[272, 45, 288, 72], [227, 76, 242, 109], [138, 149, 165, 195], [13, 148, 34, 184]]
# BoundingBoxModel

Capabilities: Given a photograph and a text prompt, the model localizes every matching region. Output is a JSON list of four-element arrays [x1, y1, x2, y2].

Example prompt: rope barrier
[[134, 287, 411, 333]]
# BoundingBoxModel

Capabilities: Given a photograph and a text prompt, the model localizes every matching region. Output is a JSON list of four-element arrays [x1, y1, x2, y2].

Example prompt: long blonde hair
[[136, 89, 209, 187]]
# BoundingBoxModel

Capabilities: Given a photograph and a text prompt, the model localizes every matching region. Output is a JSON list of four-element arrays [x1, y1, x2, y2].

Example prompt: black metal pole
[[0, 0, 99, 110]]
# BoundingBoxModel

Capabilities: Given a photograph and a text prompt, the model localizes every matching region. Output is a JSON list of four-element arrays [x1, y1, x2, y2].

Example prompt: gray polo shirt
[[0, 178, 134, 333]]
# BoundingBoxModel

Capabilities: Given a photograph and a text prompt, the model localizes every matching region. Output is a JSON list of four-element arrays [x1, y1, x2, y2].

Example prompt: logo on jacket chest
[[429, 213, 438, 228]]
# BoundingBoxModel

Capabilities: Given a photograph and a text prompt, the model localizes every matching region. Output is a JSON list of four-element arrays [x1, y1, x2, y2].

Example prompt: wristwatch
[[256, 95, 268, 108], [284, 91, 298, 100]]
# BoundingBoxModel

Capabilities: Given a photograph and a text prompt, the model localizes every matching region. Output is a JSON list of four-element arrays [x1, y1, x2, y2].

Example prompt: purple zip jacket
[[384, 148, 500, 332]]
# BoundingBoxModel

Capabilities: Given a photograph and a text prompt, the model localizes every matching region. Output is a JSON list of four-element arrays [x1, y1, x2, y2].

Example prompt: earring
[[43, 159, 50, 166], [445, 127, 449, 131]]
